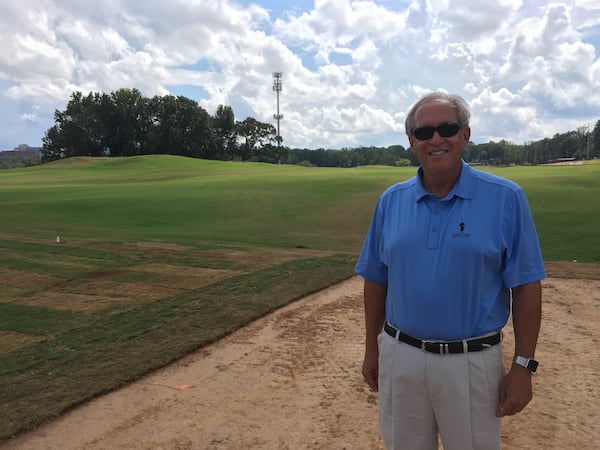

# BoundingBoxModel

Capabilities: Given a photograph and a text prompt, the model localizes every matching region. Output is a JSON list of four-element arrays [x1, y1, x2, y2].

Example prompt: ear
[[460, 127, 471, 146], [408, 135, 416, 150]]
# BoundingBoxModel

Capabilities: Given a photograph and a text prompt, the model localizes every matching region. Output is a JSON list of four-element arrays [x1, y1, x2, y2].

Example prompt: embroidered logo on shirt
[[452, 222, 471, 238]]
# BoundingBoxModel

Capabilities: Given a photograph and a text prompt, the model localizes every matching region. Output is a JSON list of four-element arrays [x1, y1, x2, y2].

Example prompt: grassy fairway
[[485, 162, 600, 262], [0, 156, 398, 250], [0, 156, 599, 441], [0, 155, 395, 440]]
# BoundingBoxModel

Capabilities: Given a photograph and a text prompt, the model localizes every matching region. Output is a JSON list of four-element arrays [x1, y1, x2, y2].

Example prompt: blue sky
[[1, 0, 599, 151]]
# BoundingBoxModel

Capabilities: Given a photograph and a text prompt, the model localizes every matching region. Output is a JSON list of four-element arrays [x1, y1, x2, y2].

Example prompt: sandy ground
[[4, 275, 600, 450]]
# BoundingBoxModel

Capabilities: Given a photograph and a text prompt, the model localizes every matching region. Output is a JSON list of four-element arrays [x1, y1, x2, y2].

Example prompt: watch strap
[[513, 355, 538, 373]]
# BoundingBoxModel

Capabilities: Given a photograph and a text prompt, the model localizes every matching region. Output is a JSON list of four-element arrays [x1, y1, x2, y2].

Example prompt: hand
[[496, 365, 533, 417], [362, 349, 379, 392]]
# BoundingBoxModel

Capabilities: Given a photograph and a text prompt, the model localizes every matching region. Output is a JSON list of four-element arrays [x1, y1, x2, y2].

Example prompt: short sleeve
[[355, 197, 389, 285], [502, 188, 546, 288]]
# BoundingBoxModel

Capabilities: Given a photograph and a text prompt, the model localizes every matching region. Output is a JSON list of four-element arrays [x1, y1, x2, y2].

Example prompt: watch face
[[527, 359, 539, 372]]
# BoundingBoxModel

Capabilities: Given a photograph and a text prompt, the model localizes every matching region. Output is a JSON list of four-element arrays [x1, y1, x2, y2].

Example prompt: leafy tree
[[41, 91, 109, 161], [395, 158, 411, 167], [213, 105, 236, 160], [0, 156, 41, 169], [106, 88, 148, 156], [145, 95, 212, 157], [235, 117, 277, 161], [146, 95, 179, 154], [591, 120, 600, 159], [41, 125, 67, 162], [174, 96, 213, 158]]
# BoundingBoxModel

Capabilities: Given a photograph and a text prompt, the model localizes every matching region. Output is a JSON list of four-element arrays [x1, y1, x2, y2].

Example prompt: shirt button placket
[[428, 202, 441, 249]]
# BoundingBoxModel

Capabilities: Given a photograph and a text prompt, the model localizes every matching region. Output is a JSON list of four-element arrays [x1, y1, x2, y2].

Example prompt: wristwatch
[[513, 355, 538, 373]]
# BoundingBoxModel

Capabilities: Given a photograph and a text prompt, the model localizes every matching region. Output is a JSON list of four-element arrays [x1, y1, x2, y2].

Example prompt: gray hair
[[405, 92, 471, 136]]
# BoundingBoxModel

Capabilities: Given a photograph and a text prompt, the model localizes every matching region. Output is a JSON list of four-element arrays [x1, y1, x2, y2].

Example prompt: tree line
[[40, 88, 600, 167], [42, 89, 286, 164]]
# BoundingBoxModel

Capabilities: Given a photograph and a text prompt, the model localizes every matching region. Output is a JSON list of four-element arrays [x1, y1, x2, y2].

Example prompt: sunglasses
[[412, 123, 462, 141]]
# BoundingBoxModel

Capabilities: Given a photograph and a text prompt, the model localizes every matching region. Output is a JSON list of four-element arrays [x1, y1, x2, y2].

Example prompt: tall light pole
[[587, 123, 591, 160], [272, 72, 283, 147]]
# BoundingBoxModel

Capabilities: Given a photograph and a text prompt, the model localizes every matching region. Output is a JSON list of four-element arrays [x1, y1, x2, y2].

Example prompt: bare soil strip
[[4, 276, 600, 449]]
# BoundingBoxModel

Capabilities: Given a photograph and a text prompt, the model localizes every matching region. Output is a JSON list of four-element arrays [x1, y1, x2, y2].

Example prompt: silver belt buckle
[[421, 340, 435, 353]]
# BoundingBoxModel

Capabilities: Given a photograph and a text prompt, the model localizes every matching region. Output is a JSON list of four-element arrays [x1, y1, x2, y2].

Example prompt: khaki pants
[[377, 331, 504, 450]]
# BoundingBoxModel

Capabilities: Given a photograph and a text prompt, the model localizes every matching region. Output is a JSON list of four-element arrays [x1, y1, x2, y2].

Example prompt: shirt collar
[[415, 160, 475, 202]]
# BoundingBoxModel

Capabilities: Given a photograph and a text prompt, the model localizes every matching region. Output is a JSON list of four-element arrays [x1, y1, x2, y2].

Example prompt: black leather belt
[[384, 322, 502, 354]]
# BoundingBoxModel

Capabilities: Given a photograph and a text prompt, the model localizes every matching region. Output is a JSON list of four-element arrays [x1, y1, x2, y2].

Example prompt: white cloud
[[432, 0, 523, 40], [20, 112, 37, 122], [0, 0, 599, 150]]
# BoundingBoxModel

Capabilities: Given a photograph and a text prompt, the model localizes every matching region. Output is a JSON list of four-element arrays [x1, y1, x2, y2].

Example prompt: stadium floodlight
[[272, 72, 284, 147]]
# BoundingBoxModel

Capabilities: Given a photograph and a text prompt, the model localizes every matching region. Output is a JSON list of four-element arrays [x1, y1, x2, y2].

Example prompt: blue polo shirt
[[355, 161, 546, 341]]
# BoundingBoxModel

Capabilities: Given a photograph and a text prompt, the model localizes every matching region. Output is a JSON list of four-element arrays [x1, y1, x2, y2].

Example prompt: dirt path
[[4, 276, 600, 449]]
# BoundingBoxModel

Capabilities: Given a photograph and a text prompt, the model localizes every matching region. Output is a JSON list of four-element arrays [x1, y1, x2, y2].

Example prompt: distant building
[[0, 144, 42, 159]]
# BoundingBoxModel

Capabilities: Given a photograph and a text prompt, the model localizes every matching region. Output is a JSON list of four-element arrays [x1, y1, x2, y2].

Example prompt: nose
[[429, 129, 444, 143]]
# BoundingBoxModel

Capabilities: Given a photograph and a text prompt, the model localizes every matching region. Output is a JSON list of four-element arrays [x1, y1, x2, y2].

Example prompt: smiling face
[[408, 99, 471, 184]]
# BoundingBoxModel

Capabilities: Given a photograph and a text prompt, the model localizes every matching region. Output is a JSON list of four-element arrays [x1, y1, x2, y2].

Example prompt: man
[[355, 92, 545, 450]]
